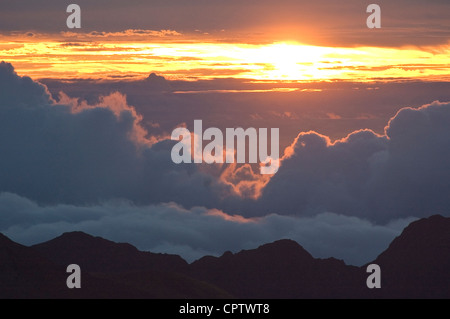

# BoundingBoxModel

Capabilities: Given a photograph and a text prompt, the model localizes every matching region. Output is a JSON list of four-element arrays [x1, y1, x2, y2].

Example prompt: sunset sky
[[1, 0, 449, 81], [0, 0, 449, 266]]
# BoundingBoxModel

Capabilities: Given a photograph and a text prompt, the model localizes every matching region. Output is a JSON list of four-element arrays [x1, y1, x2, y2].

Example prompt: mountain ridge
[[1, 214, 449, 298], [32, 231, 188, 274]]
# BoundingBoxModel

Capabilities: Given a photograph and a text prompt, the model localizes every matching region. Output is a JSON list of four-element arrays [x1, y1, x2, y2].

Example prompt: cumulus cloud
[[2, 60, 450, 224], [57, 91, 153, 146], [0, 192, 414, 266], [0, 61, 228, 206], [256, 101, 450, 223]]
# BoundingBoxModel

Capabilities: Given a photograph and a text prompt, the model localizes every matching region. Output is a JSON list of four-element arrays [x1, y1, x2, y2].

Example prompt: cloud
[[0, 61, 54, 106], [1, 61, 449, 267], [0, 61, 228, 206], [2, 60, 450, 225], [61, 29, 182, 41], [326, 112, 342, 120], [219, 163, 269, 199], [3, 60, 450, 225], [1, 0, 448, 47], [256, 101, 450, 223], [0, 192, 414, 266]]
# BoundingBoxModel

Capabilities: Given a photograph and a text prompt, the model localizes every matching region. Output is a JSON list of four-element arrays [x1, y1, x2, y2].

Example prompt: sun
[[245, 42, 333, 81], [270, 48, 303, 79]]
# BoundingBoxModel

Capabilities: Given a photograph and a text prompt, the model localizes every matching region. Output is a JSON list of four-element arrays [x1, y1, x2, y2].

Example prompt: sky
[[0, 0, 449, 266]]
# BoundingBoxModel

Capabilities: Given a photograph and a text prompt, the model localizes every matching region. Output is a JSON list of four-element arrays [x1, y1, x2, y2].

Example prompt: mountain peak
[[217, 239, 310, 260], [258, 238, 309, 251], [57, 231, 96, 241], [32, 231, 187, 273], [146, 72, 166, 81], [190, 238, 357, 298], [34, 231, 139, 254], [384, 214, 449, 251], [248, 239, 314, 261], [406, 214, 448, 230], [374, 214, 450, 263], [371, 214, 450, 298]]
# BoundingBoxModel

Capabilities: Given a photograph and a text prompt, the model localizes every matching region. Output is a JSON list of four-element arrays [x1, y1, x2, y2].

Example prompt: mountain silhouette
[[1, 215, 449, 298], [0, 232, 146, 298], [31, 231, 230, 298], [32, 231, 187, 273], [0, 233, 64, 298], [369, 215, 450, 298], [189, 239, 365, 298]]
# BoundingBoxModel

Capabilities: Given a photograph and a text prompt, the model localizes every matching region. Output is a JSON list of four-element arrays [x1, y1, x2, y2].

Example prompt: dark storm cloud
[[0, 0, 448, 46]]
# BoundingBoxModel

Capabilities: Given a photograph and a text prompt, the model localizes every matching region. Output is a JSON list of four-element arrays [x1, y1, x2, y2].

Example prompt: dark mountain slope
[[1, 232, 230, 298], [32, 231, 187, 273], [1, 214, 449, 298], [190, 239, 365, 298], [370, 214, 450, 298]]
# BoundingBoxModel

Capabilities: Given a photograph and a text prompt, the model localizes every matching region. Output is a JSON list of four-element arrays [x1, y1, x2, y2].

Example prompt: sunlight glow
[[1, 34, 449, 82]]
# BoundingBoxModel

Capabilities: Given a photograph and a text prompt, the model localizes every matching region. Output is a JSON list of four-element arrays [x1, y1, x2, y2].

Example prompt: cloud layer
[[0, 192, 414, 265], [2, 60, 450, 224], [1, 61, 449, 266], [1, 0, 449, 46]]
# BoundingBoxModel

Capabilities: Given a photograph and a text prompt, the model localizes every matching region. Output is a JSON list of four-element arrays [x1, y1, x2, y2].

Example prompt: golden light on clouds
[[1, 32, 449, 82]]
